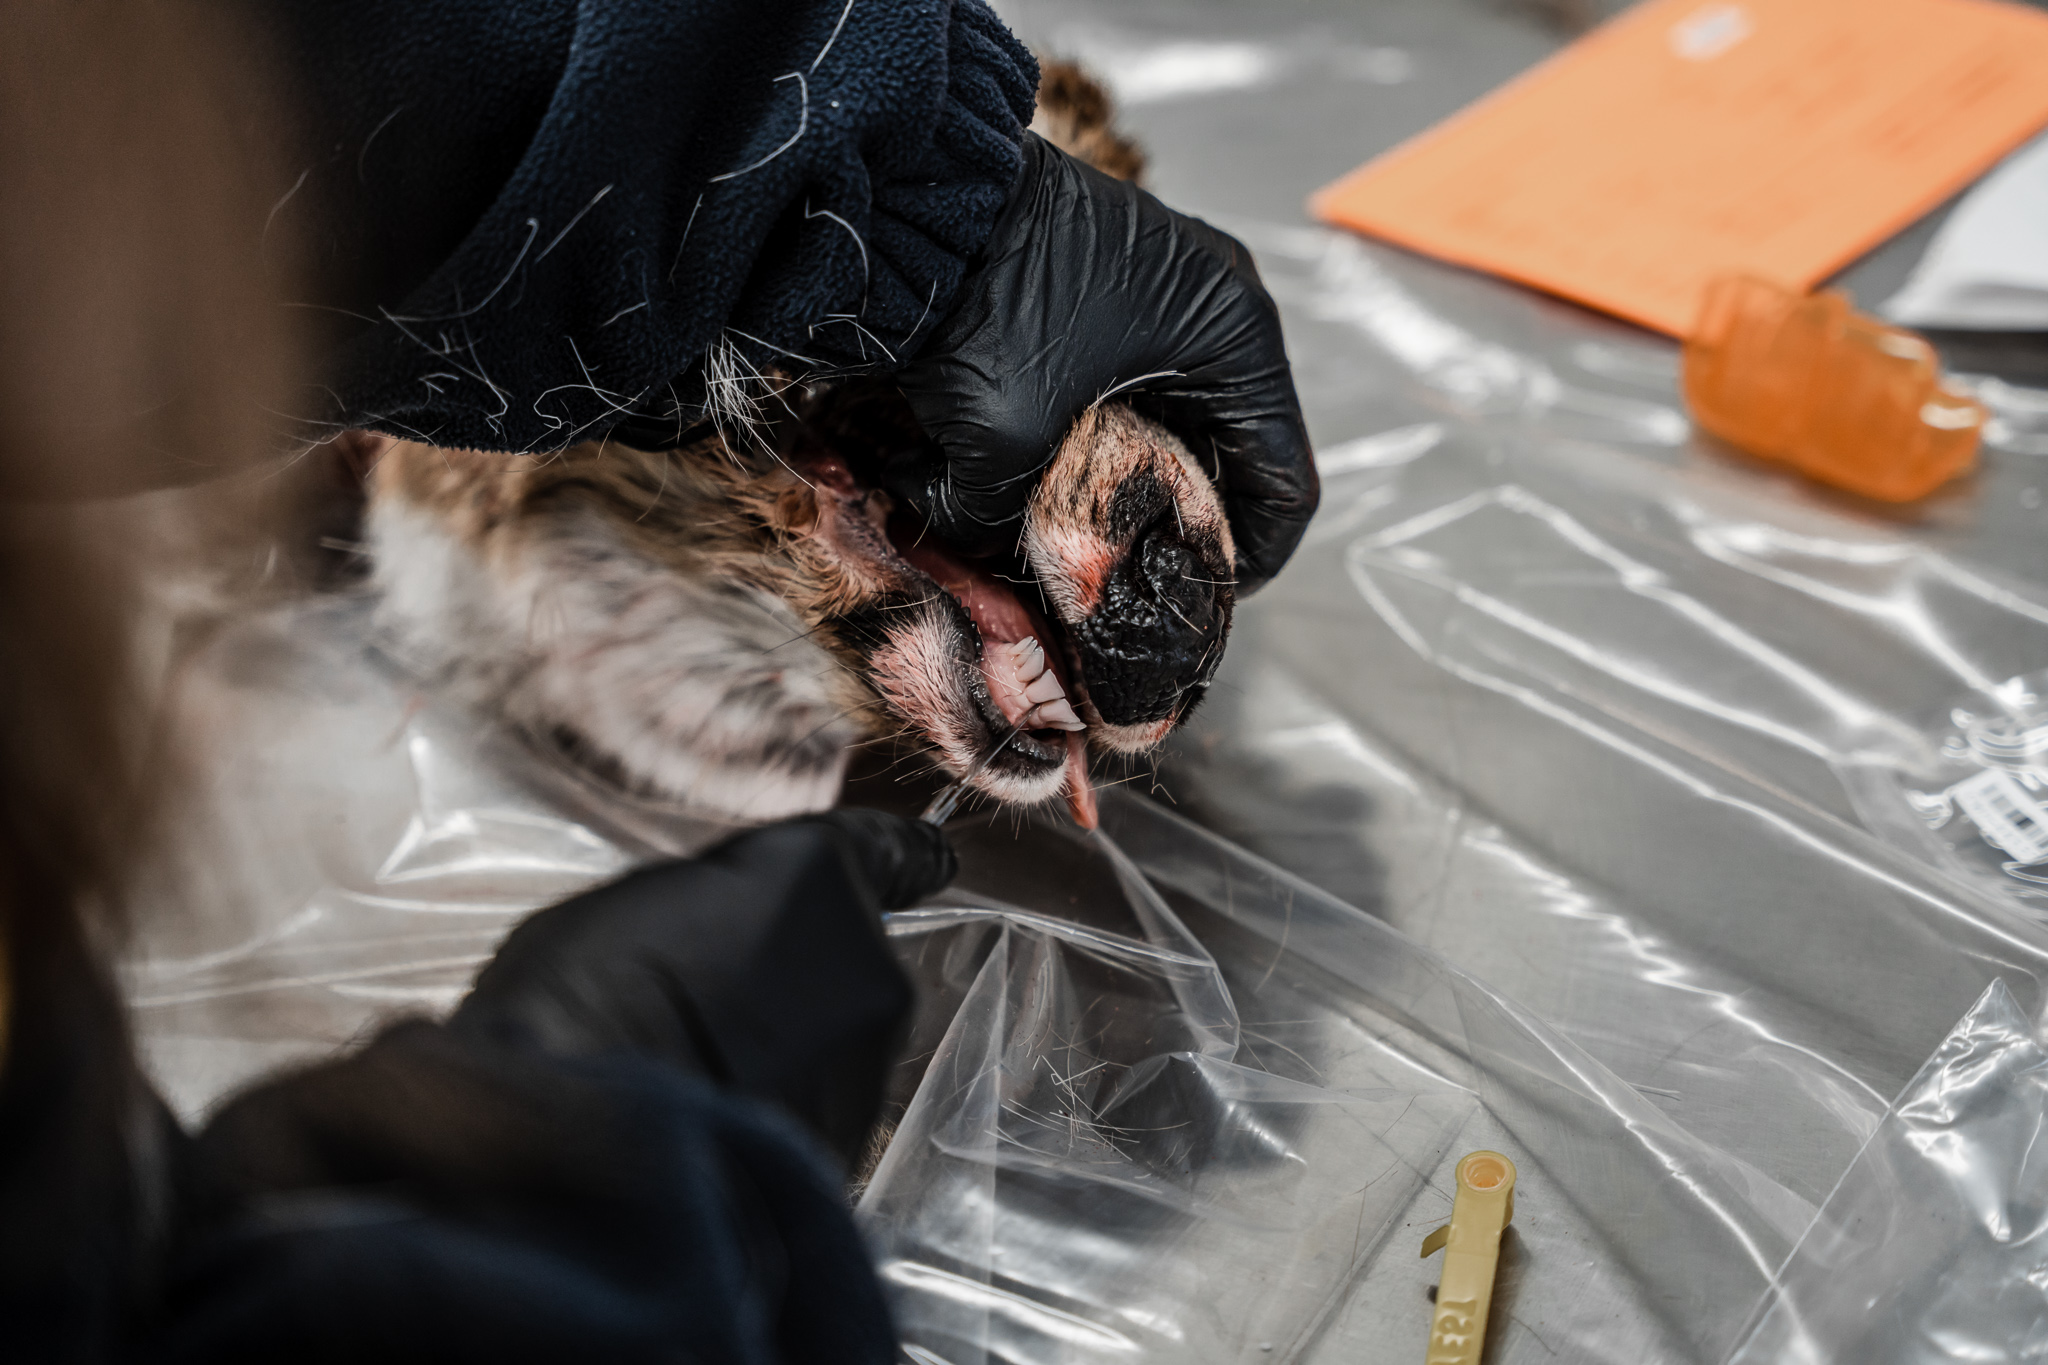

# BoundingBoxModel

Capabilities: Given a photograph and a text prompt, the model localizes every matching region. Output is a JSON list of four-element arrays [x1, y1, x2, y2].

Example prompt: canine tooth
[[1023, 671, 1066, 705], [1028, 697, 1085, 731]]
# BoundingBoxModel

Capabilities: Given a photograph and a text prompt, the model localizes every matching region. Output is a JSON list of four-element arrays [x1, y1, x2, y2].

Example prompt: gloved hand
[[888, 132, 1318, 592], [449, 809, 955, 1170]]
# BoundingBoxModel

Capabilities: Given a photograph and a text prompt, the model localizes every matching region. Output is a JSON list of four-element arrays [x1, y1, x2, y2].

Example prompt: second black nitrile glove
[[449, 809, 955, 1170], [888, 132, 1319, 592]]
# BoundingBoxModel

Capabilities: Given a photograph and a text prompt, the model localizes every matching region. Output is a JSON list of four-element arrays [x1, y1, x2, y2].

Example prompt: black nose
[[1071, 515, 1233, 727], [1142, 527, 1218, 633]]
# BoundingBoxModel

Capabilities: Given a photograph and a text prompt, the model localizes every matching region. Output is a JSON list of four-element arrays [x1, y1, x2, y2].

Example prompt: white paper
[[1882, 131, 2048, 332]]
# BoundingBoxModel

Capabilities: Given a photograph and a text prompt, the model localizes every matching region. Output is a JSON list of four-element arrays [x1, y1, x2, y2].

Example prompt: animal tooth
[[1023, 671, 1065, 704], [1028, 697, 1085, 731], [1010, 637, 1046, 681]]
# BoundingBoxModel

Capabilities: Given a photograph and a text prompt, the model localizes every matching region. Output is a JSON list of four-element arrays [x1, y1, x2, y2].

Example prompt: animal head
[[675, 61, 1234, 823], [720, 379, 1234, 825], [361, 61, 1238, 825]]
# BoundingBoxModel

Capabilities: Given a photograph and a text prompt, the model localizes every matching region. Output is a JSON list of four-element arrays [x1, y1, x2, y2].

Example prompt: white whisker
[[535, 184, 614, 263], [387, 218, 539, 323], [1089, 370, 1183, 409], [810, 0, 856, 73], [711, 72, 807, 182]]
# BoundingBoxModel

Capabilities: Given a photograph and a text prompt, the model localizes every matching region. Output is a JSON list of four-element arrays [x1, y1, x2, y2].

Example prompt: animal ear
[[770, 481, 821, 536], [1030, 58, 1148, 184]]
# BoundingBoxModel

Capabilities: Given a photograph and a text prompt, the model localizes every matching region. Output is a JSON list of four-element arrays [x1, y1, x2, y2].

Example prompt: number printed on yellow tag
[[1418, 1153, 1517, 1365]]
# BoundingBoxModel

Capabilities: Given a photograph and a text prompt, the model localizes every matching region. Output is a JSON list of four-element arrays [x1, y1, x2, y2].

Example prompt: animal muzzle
[[1069, 508, 1232, 748]]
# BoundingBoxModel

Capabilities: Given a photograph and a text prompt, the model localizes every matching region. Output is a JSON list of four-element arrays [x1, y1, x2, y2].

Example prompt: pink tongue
[[1063, 731, 1098, 830], [893, 535, 1043, 646]]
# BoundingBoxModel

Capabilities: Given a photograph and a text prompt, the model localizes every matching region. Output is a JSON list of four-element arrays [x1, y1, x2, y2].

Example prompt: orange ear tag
[[1682, 274, 1987, 502]]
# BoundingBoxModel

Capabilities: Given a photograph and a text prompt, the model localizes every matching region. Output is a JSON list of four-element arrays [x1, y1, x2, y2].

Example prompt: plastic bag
[[121, 594, 732, 1120], [1841, 671, 2048, 901], [1730, 978, 2048, 1364], [865, 794, 1819, 1363]]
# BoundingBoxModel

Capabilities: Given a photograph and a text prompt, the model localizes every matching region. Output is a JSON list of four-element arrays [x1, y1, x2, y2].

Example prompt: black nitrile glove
[[888, 132, 1318, 592], [449, 809, 955, 1170]]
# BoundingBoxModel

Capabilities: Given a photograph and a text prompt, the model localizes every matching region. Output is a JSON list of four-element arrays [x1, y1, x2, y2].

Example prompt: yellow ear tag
[[1419, 1150, 1516, 1365]]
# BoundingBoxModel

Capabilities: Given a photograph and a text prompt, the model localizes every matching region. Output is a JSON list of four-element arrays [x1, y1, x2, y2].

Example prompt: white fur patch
[[368, 498, 854, 821], [866, 607, 1067, 808]]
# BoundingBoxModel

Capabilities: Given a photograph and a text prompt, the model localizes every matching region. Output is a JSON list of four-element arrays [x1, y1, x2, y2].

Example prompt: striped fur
[[361, 62, 1236, 820]]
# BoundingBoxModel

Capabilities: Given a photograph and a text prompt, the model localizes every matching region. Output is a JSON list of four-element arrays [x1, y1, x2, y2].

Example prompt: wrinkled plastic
[[126, 206, 2048, 1365], [124, 592, 1821, 1364], [1138, 217, 2048, 1359], [863, 827, 1479, 1363], [858, 779, 1832, 1364], [122, 595, 733, 1121], [121, 317, 2048, 1365], [1841, 670, 2048, 903], [1729, 977, 2048, 1364]]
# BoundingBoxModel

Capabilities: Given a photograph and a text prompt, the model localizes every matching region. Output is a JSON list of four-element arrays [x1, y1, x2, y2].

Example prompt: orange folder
[[1311, 0, 2048, 337]]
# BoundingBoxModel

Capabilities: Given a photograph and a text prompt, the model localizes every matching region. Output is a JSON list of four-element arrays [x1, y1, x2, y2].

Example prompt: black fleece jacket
[[1, 821, 925, 1363], [260, 0, 1040, 452]]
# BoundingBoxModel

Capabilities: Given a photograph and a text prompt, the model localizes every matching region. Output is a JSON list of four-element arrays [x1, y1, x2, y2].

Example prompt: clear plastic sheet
[[1730, 978, 2048, 1365], [124, 591, 1824, 1363], [1163, 219, 2048, 1158], [119, 306, 2048, 1355], [111, 0, 2048, 1359], [1000, 0, 2048, 1346], [113, 583, 1795, 1362], [1144, 219, 2048, 1357], [122, 594, 733, 1121], [867, 794, 1820, 1364], [862, 828, 1476, 1363]]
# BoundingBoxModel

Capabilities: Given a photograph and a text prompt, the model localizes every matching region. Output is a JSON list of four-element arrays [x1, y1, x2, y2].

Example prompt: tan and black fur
[[364, 64, 1236, 822]]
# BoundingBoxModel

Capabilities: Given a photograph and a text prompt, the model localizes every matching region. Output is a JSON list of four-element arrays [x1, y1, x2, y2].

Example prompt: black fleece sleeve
[[158, 1026, 897, 1364], [150, 811, 950, 1362], [259, 0, 1039, 453]]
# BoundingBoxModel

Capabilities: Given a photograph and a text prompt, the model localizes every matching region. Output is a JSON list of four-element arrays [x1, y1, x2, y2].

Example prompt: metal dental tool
[[919, 723, 1023, 825]]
